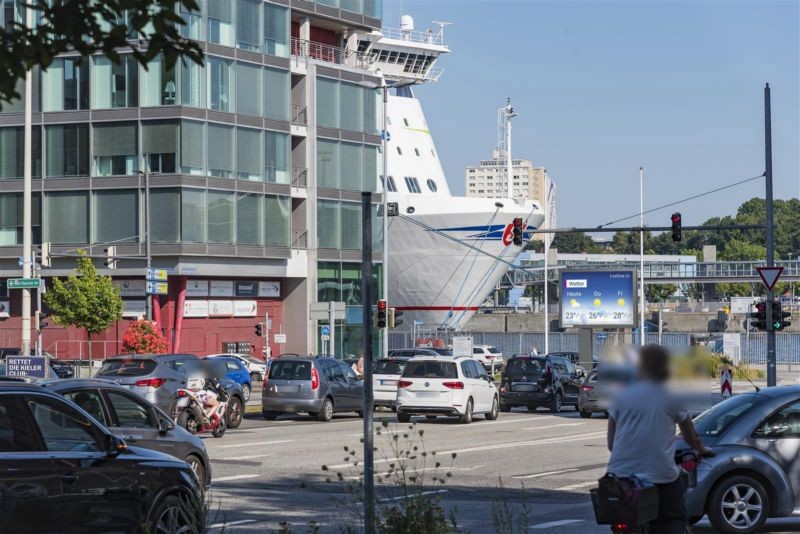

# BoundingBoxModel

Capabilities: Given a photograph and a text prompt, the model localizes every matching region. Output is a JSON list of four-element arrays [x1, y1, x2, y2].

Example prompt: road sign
[[4, 356, 47, 378], [274, 333, 287, 344], [320, 325, 330, 337], [321, 335, 330, 341], [146, 268, 169, 282], [596, 333, 608, 340], [757, 266, 784, 291], [380, 130, 391, 142], [310, 301, 346, 321], [452, 336, 473, 358], [146, 281, 168, 295], [7, 278, 41, 290]]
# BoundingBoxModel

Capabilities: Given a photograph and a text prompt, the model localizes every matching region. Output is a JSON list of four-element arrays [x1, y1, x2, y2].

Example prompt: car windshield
[[693, 393, 759, 437], [269, 360, 311, 381], [374, 359, 407, 376], [402, 361, 458, 379], [244, 357, 263, 366], [488, 347, 501, 354], [97, 359, 157, 376], [504, 358, 543, 378]]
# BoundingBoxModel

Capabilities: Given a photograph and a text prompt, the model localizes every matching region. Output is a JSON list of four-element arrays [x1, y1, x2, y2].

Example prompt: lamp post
[[138, 159, 155, 320]]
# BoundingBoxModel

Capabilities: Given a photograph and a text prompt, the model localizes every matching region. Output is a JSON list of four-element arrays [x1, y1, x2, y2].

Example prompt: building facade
[[0, 0, 385, 359], [464, 149, 547, 205]]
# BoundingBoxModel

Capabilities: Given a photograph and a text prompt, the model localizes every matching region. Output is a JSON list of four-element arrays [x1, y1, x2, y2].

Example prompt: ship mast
[[498, 99, 518, 200]]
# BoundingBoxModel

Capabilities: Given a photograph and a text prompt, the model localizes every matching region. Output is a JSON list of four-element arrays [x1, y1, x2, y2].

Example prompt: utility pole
[[381, 79, 389, 360], [765, 83, 776, 387], [639, 167, 645, 346], [144, 161, 153, 321], [21, 1, 33, 356], [360, 191, 375, 534]]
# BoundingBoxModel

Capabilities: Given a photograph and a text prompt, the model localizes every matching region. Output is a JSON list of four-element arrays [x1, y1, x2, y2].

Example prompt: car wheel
[[318, 398, 334, 422], [459, 398, 474, 424], [242, 383, 251, 402], [250, 372, 261, 383], [708, 475, 769, 534], [185, 455, 206, 486], [227, 396, 244, 429], [150, 494, 197, 534], [550, 392, 563, 413], [485, 396, 499, 420], [499, 403, 512, 413], [579, 408, 593, 419], [262, 410, 280, 420], [397, 412, 411, 423]]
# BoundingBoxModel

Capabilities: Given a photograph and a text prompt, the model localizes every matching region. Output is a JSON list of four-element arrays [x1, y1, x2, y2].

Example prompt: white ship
[[357, 17, 546, 330]]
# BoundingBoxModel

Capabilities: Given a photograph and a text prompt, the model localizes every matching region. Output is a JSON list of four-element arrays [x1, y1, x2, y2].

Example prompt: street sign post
[[145, 281, 168, 295], [757, 266, 783, 291], [7, 278, 41, 290], [145, 268, 169, 282]]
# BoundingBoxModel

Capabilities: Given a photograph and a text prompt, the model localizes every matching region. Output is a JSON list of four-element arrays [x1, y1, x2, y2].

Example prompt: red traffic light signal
[[671, 212, 682, 242], [512, 217, 524, 246], [376, 299, 387, 328], [750, 302, 768, 330]]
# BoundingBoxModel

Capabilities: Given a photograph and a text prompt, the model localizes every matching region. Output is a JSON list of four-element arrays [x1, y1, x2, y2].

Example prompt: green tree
[[646, 284, 677, 302], [0, 0, 203, 106], [611, 230, 655, 255], [716, 282, 756, 298], [44, 252, 123, 357], [549, 232, 600, 253], [718, 239, 765, 261]]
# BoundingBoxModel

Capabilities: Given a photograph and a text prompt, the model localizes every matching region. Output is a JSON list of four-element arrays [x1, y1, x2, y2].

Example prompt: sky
[[381, 0, 800, 230]]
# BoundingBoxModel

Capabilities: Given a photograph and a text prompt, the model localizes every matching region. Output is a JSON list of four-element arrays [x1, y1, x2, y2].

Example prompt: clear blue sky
[[382, 0, 800, 229]]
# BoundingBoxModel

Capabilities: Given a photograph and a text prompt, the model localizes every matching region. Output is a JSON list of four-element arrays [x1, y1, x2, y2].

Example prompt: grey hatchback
[[262, 356, 364, 422], [40, 378, 212, 486]]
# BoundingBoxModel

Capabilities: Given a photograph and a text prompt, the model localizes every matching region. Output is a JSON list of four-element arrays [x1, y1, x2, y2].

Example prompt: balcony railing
[[381, 26, 445, 46], [291, 105, 308, 127], [292, 229, 308, 250], [292, 168, 308, 188], [291, 37, 375, 69]]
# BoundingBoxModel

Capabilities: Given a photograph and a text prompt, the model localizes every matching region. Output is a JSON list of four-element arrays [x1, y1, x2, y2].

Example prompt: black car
[[48, 359, 75, 379], [0, 379, 204, 532], [499, 354, 583, 413]]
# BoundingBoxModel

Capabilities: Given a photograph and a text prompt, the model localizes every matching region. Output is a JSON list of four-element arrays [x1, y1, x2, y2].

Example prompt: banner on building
[[114, 279, 146, 297], [210, 281, 234, 297], [234, 300, 257, 317], [184, 300, 209, 317], [258, 281, 281, 298], [209, 300, 234, 316], [186, 280, 209, 297], [235, 281, 258, 297]]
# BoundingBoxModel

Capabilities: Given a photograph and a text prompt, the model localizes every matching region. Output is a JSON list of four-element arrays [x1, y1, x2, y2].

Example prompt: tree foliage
[[646, 284, 677, 302], [0, 0, 203, 106], [43, 252, 123, 352], [550, 232, 601, 253]]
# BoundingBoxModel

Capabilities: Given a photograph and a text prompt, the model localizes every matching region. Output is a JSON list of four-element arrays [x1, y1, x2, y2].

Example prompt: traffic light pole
[[765, 83, 776, 387], [360, 192, 375, 534]]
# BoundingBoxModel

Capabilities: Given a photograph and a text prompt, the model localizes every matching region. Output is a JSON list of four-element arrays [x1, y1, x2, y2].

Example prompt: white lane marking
[[343, 464, 486, 481], [209, 519, 258, 529], [520, 423, 584, 431], [378, 489, 448, 502], [348, 428, 407, 437], [512, 468, 579, 480], [229, 453, 274, 460], [556, 481, 596, 491], [213, 474, 260, 483], [215, 439, 294, 449], [328, 431, 606, 469], [530, 519, 585, 529]]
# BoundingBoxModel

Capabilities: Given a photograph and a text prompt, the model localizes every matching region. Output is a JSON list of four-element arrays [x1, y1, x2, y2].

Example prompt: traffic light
[[769, 301, 791, 331], [35, 310, 48, 332], [750, 302, 768, 330], [40, 242, 51, 268], [388, 308, 404, 329], [376, 299, 387, 329], [512, 217, 523, 246], [387, 202, 399, 217], [255, 323, 263, 337], [671, 212, 682, 243], [104, 246, 117, 269]]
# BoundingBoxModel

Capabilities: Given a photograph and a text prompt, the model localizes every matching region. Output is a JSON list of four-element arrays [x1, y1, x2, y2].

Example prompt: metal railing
[[291, 37, 375, 69], [292, 229, 308, 250], [381, 27, 445, 46], [292, 168, 308, 188], [291, 105, 308, 127]]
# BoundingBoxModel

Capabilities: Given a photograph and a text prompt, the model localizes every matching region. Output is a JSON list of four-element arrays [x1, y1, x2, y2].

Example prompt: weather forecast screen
[[560, 270, 636, 328]]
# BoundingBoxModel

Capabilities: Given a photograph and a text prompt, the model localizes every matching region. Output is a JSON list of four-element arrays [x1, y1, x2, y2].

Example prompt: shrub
[[122, 320, 168, 354]]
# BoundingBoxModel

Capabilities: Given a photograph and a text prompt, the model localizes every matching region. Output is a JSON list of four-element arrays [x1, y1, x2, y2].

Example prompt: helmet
[[186, 375, 205, 391]]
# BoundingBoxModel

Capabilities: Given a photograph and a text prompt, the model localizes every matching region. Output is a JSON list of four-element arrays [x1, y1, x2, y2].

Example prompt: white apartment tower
[[465, 149, 548, 204]]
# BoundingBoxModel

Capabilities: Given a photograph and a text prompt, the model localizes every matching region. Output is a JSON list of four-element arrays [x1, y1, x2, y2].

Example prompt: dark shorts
[[651, 476, 688, 534]]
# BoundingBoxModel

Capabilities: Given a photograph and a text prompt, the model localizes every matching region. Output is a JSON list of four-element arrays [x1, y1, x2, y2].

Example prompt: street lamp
[[137, 158, 159, 321]]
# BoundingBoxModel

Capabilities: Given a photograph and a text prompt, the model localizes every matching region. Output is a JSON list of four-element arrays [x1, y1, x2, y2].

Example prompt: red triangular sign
[[757, 266, 784, 291]]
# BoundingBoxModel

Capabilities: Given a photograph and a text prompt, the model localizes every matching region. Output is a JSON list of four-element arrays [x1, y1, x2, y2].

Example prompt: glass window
[[63, 390, 108, 426], [142, 121, 178, 173], [317, 139, 339, 188], [364, 0, 381, 19], [237, 127, 262, 181], [340, 201, 361, 250], [181, 188, 206, 243], [264, 2, 288, 57], [46, 191, 88, 244], [364, 145, 379, 192], [264, 194, 290, 247], [317, 261, 341, 302], [26, 394, 101, 452], [404, 176, 421, 193], [93, 122, 138, 177], [2, 68, 40, 113], [426, 179, 438, 192], [0, 126, 41, 179], [341, 263, 362, 304], [140, 55, 176, 106], [179, 0, 203, 40], [264, 130, 288, 184], [94, 189, 138, 244], [0, 193, 41, 246], [372, 203, 383, 252], [317, 200, 339, 249], [92, 55, 138, 109], [236, 62, 262, 116], [0, 394, 38, 451], [180, 60, 205, 108], [207, 123, 234, 178], [208, 56, 233, 112], [237, 193, 262, 245], [45, 124, 89, 177], [150, 188, 180, 242], [105, 391, 155, 429], [180, 120, 205, 175], [364, 87, 378, 135], [754, 401, 800, 439], [385, 176, 397, 192], [341, 0, 363, 15], [207, 190, 234, 244], [317, 0, 339, 7], [236, 0, 261, 51], [43, 57, 89, 111], [316, 77, 339, 128], [693, 394, 757, 437], [264, 67, 289, 120], [340, 142, 362, 190], [461, 361, 475, 379], [402, 361, 458, 379], [340, 83, 364, 132], [207, 0, 234, 46]]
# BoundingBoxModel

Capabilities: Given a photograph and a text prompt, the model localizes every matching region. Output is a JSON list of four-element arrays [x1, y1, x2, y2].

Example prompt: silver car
[[578, 366, 635, 418], [681, 385, 800, 533]]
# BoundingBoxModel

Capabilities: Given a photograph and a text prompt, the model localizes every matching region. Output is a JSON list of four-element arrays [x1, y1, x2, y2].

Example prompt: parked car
[[205, 355, 253, 401], [0, 378, 204, 532], [389, 348, 441, 358], [95, 353, 246, 429], [40, 378, 212, 486], [472, 345, 504, 370], [373, 356, 411, 410], [577, 366, 635, 418], [262, 356, 364, 422], [209, 353, 268, 382], [498, 354, 583, 413], [678, 386, 800, 533], [395, 355, 499, 424]]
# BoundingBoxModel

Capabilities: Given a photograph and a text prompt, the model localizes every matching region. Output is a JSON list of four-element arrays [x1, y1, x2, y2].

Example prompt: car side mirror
[[158, 418, 174, 434], [106, 434, 127, 457]]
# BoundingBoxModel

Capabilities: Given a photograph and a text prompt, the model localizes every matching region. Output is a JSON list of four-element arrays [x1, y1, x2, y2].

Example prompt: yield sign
[[757, 266, 784, 291]]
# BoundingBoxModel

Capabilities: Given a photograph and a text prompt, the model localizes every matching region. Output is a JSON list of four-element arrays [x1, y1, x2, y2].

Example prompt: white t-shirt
[[607, 380, 688, 484]]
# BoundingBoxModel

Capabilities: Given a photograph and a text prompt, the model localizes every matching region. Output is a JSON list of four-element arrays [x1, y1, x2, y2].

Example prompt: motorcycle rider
[[187, 375, 219, 425]]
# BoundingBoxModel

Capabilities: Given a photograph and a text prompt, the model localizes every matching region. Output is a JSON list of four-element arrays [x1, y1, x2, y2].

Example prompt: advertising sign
[[114, 279, 146, 297], [209, 300, 234, 316], [0, 301, 9, 318], [235, 281, 258, 297], [452, 336, 473, 358], [258, 281, 281, 298], [210, 281, 233, 297], [5, 356, 47, 378], [233, 300, 257, 317], [184, 300, 209, 317], [186, 280, 209, 297], [122, 300, 146, 318], [560, 270, 636, 328]]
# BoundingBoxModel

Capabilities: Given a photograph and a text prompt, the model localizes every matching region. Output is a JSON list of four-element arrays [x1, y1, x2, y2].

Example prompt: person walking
[[606, 345, 714, 534]]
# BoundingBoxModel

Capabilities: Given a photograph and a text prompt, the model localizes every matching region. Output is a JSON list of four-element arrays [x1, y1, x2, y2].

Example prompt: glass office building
[[0, 0, 384, 358]]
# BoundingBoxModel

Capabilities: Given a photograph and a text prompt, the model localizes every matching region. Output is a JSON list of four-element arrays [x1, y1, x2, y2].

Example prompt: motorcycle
[[174, 387, 228, 438]]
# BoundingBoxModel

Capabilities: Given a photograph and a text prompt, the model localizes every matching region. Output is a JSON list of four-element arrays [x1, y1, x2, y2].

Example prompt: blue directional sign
[[321, 325, 330, 337], [380, 130, 391, 142]]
